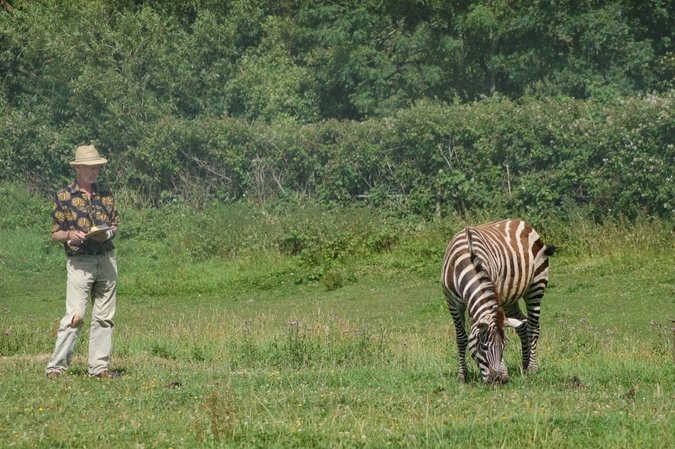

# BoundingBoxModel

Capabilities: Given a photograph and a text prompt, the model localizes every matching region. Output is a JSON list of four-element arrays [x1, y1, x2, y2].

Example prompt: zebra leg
[[523, 293, 543, 373], [449, 307, 469, 382], [506, 306, 530, 372]]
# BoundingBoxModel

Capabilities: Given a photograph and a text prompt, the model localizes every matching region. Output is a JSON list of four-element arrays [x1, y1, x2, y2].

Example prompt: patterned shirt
[[51, 181, 120, 256]]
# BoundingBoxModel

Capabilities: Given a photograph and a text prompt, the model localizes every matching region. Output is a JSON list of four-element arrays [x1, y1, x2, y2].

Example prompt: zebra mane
[[496, 307, 505, 330], [465, 227, 504, 329]]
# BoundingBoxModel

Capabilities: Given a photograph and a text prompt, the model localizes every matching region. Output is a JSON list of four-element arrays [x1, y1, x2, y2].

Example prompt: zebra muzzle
[[486, 368, 499, 384]]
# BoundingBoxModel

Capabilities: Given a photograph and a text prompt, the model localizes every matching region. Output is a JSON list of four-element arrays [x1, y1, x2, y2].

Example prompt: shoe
[[93, 370, 121, 379], [46, 371, 63, 379]]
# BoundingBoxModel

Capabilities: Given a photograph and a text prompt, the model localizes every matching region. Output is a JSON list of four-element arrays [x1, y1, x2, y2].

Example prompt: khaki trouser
[[46, 252, 117, 376]]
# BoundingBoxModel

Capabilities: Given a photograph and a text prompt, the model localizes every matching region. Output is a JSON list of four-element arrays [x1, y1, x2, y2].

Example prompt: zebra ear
[[505, 318, 525, 328]]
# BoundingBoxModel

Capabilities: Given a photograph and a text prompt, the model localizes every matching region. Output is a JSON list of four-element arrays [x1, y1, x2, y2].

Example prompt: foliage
[[0, 0, 673, 220], [2, 0, 669, 115], [3, 93, 673, 220]]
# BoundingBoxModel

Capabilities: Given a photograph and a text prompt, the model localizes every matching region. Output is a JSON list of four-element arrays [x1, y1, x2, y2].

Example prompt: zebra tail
[[544, 245, 557, 256]]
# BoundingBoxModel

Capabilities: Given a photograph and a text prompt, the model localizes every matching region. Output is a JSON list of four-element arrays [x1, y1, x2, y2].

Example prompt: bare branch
[[181, 150, 232, 183]]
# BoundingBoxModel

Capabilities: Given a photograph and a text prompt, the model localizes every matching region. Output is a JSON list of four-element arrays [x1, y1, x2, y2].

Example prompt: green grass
[[0, 196, 673, 448]]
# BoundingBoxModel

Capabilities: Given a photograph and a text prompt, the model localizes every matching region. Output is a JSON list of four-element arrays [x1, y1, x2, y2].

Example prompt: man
[[46, 144, 120, 379]]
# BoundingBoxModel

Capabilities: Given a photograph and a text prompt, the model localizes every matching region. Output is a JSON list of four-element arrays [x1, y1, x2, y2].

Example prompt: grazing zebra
[[440, 219, 555, 384]]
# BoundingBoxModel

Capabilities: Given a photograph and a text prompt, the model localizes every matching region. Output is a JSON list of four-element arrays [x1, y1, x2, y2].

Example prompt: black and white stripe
[[441, 219, 555, 384]]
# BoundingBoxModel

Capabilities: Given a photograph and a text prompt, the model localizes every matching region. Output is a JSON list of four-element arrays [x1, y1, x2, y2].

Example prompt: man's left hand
[[89, 229, 114, 242]]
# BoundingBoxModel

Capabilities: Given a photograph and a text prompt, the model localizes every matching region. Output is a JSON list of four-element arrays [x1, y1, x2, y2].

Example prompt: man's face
[[75, 164, 102, 184]]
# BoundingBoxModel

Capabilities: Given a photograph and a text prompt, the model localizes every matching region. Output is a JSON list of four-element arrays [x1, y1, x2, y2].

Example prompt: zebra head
[[469, 313, 524, 384]]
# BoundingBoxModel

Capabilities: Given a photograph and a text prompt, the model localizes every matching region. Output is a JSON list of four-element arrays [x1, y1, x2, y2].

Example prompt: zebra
[[440, 219, 555, 384]]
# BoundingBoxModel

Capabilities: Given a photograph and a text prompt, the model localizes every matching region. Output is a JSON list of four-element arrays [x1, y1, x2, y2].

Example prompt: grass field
[[0, 207, 673, 448]]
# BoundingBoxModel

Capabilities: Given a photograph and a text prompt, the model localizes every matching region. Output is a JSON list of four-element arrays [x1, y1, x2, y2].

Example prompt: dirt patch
[[0, 353, 51, 363]]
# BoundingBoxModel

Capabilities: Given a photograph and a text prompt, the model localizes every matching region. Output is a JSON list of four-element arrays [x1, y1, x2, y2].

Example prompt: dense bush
[[1, 94, 673, 220]]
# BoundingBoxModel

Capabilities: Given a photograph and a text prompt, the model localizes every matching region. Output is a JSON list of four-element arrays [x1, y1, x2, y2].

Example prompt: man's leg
[[88, 254, 117, 376], [46, 257, 94, 375]]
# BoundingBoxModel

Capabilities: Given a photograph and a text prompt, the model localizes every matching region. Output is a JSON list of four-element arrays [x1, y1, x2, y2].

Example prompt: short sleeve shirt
[[52, 181, 120, 256]]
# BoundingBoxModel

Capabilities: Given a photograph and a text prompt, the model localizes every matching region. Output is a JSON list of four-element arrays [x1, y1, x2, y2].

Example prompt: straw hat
[[70, 145, 108, 165]]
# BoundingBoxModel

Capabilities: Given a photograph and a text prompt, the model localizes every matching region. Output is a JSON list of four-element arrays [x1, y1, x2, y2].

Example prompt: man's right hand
[[66, 230, 86, 245]]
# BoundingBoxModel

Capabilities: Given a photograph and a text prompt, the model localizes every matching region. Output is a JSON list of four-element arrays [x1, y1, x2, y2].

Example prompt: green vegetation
[[1, 189, 673, 448], [1, 1, 673, 219]]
